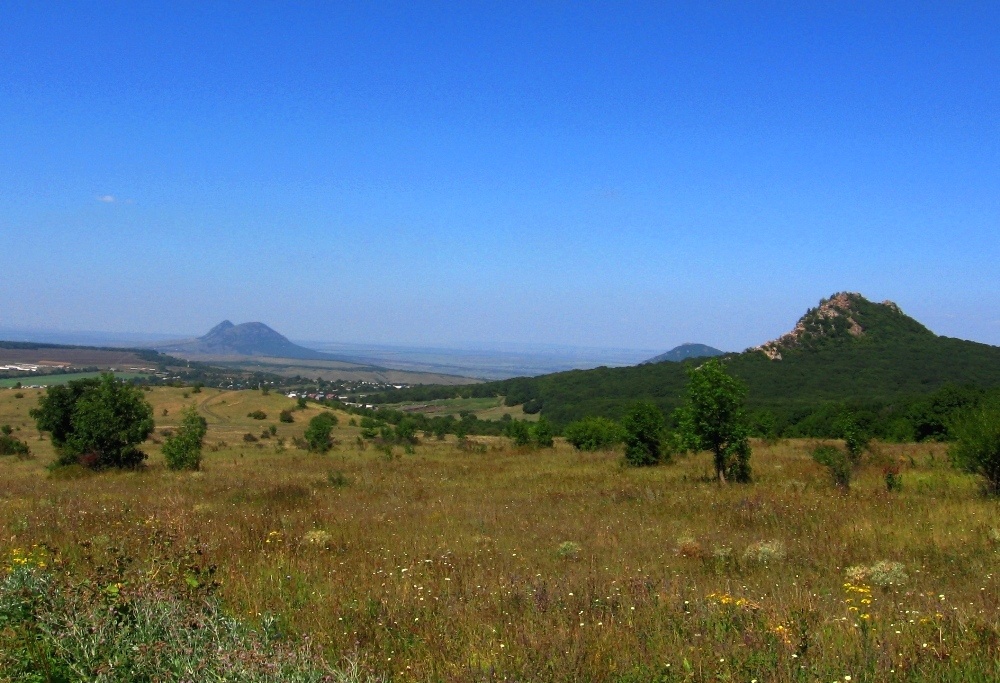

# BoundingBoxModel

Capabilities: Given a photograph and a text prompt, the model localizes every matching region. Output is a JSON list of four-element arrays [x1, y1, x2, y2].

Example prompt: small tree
[[305, 412, 338, 453], [675, 359, 751, 482], [162, 405, 208, 471], [621, 401, 665, 467], [32, 374, 154, 469], [394, 417, 419, 445], [950, 403, 1000, 495], [531, 417, 554, 448]]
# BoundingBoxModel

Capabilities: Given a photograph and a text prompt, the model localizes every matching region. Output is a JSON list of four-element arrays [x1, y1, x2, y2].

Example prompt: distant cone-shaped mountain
[[156, 321, 340, 361], [642, 343, 724, 364]]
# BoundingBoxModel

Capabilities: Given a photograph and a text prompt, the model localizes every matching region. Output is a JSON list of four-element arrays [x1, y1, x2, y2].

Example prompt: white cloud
[[97, 195, 116, 203]]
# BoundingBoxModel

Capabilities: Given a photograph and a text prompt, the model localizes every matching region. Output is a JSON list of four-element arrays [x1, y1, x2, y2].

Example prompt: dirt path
[[198, 391, 242, 422]]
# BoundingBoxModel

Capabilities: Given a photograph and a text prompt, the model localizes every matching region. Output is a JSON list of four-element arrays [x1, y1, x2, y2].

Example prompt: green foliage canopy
[[675, 359, 751, 483], [531, 417, 554, 448], [162, 405, 208, 471], [950, 402, 1000, 495], [32, 373, 154, 469], [564, 416, 624, 451], [621, 401, 665, 467], [305, 413, 338, 453]]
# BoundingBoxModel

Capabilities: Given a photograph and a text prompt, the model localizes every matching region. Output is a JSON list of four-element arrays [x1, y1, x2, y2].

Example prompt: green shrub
[[812, 444, 854, 489], [564, 416, 624, 451], [0, 425, 30, 458], [394, 417, 418, 444], [504, 420, 532, 447], [162, 406, 208, 471], [621, 401, 665, 467], [247, 410, 267, 420], [279, 409, 295, 423], [950, 402, 1000, 494], [359, 416, 381, 440], [305, 413, 338, 453], [531, 417, 554, 448]]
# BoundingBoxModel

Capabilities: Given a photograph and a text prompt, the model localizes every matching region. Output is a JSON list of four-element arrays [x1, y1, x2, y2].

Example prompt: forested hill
[[370, 293, 1000, 437]]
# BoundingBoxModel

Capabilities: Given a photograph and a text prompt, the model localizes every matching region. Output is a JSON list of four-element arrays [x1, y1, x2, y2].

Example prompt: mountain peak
[[641, 343, 724, 365], [203, 320, 235, 338], [751, 292, 932, 360], [157, 321, 340, 361]]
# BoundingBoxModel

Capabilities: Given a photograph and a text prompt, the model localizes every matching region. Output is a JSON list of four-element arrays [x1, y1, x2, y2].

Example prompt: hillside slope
[[371, 293, 1000, 431]]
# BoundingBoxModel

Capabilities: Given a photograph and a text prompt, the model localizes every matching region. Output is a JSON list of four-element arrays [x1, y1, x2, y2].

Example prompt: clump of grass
[[303, 529, 333, 548], [555, 541, 581, 560], [711, 544, 733, 564], [676, 535, 705, 559], [846, 560, 908, 587], [0, 562, 370, 682], [261, 483, 312, 507], [327, 470, 350, 488], [743, 540, 785, 564]]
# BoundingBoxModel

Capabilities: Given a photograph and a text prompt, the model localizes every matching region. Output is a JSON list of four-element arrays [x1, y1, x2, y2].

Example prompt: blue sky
[[2, 2, 998, 351]]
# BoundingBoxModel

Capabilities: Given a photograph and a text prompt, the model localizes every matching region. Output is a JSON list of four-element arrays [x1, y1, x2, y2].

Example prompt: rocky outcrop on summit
[[751, 293, 932, 360]]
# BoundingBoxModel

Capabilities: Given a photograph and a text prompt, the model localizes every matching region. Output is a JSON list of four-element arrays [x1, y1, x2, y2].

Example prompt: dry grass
[[2, 387, 999, 681]]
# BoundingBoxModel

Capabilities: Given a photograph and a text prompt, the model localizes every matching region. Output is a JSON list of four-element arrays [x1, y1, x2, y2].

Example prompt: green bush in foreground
[[950, 402, 1000, 494], [563, 416, 624, 451], [162, 405, 208, 471], [0, 561, 377, 683]]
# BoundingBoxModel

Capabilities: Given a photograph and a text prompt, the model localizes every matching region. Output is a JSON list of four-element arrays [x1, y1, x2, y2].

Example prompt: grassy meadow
[[2, 387, 999, 681]]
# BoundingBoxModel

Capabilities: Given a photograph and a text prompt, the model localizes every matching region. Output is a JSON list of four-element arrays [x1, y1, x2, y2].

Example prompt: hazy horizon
[[3, 5, 998, 349]]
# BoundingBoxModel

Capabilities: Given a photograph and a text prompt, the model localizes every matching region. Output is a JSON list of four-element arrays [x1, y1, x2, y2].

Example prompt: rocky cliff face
[[751, 293, 930, 360]]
